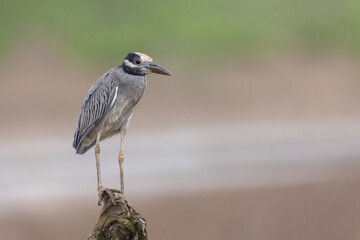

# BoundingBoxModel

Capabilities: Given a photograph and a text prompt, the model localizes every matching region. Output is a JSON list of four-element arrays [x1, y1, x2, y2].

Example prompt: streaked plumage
[[72, 66, 146, 154], [72, 52, 171, 205]]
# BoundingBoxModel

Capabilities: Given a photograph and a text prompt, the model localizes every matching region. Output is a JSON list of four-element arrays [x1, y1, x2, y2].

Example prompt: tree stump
[[88, 191, 147, 240]]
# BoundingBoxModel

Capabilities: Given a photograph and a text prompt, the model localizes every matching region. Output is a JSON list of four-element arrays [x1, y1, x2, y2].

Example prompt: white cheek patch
[[123, 59, 137, 68], [135, 52, 153, 63]]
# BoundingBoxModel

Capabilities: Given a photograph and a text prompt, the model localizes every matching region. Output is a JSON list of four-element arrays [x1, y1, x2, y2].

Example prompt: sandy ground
[[1, 170, 360, 240]]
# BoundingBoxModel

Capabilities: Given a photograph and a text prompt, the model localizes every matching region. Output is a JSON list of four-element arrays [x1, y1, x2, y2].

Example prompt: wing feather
[[72, 71, 118, 149]]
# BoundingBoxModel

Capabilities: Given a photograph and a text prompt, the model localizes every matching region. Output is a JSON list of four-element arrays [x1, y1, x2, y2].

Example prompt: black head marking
[[125, 52, 141, 63], [122, 52, 145, 76]]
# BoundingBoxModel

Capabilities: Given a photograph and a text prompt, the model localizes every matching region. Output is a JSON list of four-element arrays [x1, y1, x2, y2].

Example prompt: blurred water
[[1, 119, 360, 208]]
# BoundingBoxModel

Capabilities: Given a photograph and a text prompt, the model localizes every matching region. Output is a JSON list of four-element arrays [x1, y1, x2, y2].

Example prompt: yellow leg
[[95, 132, 104, 205], [118, 150, 124, 193], [95, 132, 122, 205], [118, 132, 125, 194]]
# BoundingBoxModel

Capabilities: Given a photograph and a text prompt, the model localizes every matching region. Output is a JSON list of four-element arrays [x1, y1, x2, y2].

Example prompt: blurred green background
[[1, 0, 360, 65], [2, 1, 360, 240]]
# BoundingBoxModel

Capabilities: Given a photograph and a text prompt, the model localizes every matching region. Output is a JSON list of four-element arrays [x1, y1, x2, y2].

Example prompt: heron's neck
[[121, 64, 146, 76]]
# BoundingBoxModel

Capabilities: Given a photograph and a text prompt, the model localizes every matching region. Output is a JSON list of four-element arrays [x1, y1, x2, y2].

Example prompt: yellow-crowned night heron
[[73, 52, 171, 205]]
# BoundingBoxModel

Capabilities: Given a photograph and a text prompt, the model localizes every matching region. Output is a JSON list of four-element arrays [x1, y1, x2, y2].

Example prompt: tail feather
[[75, 140, 96, 155], [72, 131, 79, 149]]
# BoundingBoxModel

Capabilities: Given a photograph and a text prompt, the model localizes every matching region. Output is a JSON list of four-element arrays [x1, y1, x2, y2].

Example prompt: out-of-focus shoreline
[[2, 120, 360, 206]]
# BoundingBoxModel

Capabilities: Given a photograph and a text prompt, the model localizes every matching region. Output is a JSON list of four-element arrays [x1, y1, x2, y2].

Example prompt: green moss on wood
[[88, 192, 147, 240]]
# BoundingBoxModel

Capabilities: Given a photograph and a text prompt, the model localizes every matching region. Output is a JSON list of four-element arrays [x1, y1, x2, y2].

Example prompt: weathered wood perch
[[88, 190, 147, 240]]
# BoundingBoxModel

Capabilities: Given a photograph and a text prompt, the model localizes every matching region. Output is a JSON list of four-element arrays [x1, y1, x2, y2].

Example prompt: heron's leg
[[95, 132, 122, 205], [118, 131, 125, 194], [95, 132, 104, 205]]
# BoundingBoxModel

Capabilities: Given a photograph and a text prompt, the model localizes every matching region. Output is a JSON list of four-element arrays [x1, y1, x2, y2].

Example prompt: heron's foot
[[97, 186, 124, 206]]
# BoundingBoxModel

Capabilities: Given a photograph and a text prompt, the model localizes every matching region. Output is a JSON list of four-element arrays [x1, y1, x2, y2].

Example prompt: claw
[[98, 186, 124, 206]]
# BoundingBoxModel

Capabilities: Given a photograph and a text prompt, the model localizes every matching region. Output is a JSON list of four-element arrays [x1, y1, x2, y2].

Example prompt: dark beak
[[144, 62, 172, 76]]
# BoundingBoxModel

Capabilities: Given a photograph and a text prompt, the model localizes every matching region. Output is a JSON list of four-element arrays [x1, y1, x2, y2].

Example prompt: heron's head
[[122, 52, 171, 76]]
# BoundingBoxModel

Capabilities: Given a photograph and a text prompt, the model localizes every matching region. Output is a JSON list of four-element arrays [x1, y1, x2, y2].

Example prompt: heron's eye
[[135, 59, 141, 65]]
